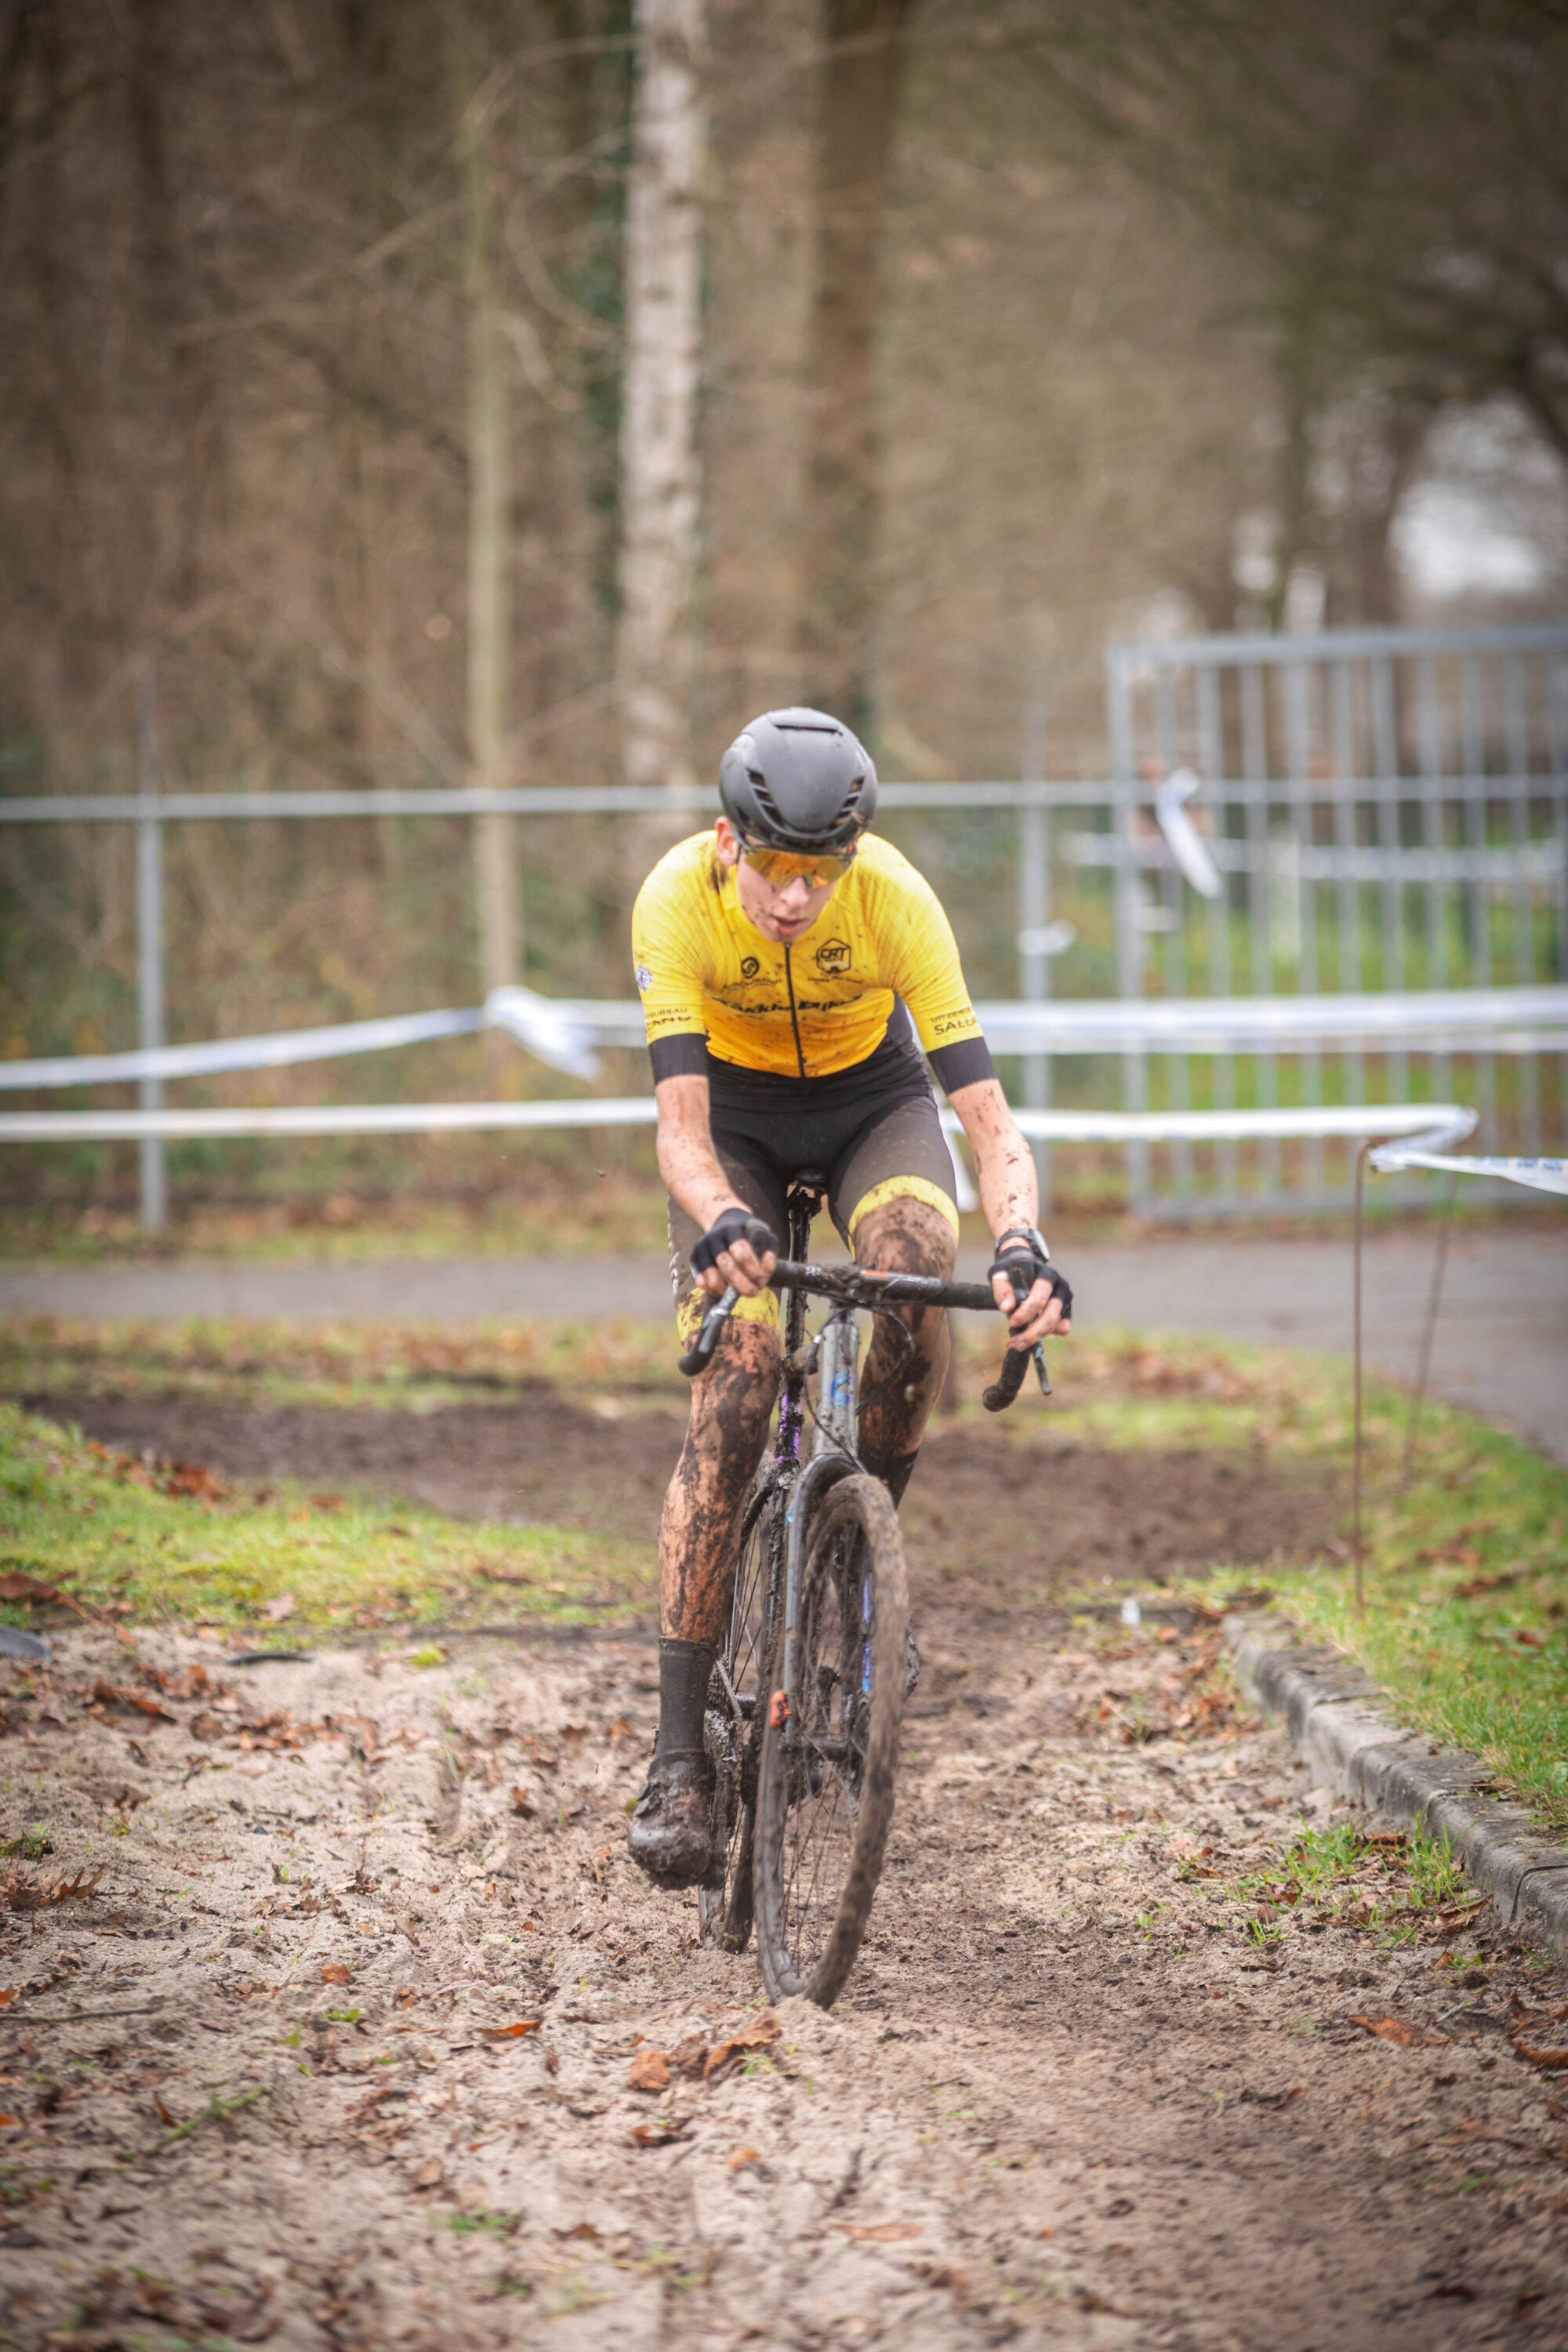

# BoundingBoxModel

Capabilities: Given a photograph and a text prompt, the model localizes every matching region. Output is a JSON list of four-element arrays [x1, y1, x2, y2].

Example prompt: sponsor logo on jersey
[[815, 938, 851, 975], [740, 955, 760, 979], [634, 964, 653, 993]]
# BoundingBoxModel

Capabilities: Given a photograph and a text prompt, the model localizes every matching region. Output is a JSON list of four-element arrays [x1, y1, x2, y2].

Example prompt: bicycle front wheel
[[698, 1479, 780, 1954], [753, 1473, 908, 2008]]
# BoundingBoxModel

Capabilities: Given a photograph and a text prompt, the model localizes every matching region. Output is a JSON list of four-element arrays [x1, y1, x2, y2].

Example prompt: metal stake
[[1352, 1138, 1370, 1609], [1399, 1171, 1458, 1494], [136, 667, 166, 1233]]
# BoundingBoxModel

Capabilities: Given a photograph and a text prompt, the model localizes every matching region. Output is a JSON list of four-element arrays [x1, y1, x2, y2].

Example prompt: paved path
[[2, 1226, 1564, 1463]]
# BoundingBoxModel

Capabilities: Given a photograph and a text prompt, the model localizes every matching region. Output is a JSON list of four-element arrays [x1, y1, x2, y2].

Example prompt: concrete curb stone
[[1224, 1610, 1568, 1969]]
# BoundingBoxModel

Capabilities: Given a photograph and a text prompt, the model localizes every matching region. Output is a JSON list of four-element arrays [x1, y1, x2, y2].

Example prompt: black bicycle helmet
[[718, 707, 877, 851]]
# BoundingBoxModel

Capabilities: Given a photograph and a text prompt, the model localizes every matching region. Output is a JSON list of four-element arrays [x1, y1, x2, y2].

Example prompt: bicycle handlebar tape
[[689, 1208, 779, 1279], [678, 1283, 739, 1377], [982, 1343, 1031, 1413]]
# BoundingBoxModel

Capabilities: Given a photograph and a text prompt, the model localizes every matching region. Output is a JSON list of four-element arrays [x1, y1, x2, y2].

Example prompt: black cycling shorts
[[668, 1039, 959, 1344]]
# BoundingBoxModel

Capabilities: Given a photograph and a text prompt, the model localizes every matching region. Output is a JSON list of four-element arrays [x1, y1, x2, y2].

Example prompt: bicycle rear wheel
[[752, 1472, 908, 2008], [698, 1479, 781, 1952]]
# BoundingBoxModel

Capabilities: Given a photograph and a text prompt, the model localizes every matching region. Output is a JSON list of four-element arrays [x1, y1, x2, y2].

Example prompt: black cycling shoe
[[628, 1747, 714, 1885]]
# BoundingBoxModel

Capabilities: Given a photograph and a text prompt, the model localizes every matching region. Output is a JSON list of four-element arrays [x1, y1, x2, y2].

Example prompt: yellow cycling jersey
[[630, 830, 989, 1085]]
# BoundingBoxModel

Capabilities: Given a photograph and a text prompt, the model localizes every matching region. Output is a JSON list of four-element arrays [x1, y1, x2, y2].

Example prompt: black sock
[[863, 1448, 920, 1509], [654, 1636, 714, 1758]]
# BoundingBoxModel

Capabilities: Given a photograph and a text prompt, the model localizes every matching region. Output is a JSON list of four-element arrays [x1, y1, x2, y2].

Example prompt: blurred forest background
[[2, 0, 1566, 1236]]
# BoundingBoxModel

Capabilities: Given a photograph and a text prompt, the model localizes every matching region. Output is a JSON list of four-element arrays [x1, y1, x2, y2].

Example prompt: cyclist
[[628, 706, 1072, 1882]]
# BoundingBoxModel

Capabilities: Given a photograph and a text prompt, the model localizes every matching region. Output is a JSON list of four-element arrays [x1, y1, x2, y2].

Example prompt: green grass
[[2, 1318, 1564, 1825], [0, 1313, 691, 1414], [962, 1322, 1568, 1826], [0, 1401, 655, 1634], [1228, 1820, 1474, 1951], [1266, 1396, 1568, 1828]]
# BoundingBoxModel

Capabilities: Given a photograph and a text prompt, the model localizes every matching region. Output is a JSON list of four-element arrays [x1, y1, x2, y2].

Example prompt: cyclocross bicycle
[[677, 1178, 1051, 2009]]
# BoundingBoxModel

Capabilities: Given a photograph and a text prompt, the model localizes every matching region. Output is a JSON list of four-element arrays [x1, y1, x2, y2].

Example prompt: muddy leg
[[633, 1321, 779, 1883], [852, 1197, 956, 1504], [659, 1317, 780, 1647]]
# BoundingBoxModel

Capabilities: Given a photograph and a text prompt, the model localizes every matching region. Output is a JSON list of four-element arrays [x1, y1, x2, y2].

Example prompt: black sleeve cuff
[[648, 1033, 710, 1083], [927, 1035, 994, 1094]]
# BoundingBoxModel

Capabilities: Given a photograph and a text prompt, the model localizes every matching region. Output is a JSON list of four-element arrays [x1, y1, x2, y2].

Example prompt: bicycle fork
[[774, 1305, 859, 1742]]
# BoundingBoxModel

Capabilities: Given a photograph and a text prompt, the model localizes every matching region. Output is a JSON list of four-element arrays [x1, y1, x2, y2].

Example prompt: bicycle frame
[[717, 1188, 1052, 1764]]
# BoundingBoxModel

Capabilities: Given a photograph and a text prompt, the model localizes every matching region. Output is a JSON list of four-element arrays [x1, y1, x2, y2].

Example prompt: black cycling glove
[[690, 1207, 779, 1279], [988, 1225, 1073, 1322]]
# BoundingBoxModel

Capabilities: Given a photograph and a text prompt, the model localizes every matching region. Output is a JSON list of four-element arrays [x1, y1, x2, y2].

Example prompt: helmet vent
[[748, 771, 786, 833]]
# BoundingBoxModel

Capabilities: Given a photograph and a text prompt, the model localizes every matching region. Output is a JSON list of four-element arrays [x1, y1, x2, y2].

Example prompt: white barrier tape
[[0, 1100, 1475, 1146], [0, 988, 598, 1092], [0, 1004, 486, 1089], [5, 986, 1563, 1091], [974, 985, 1568, 1051], [1369, 1147, 1568, 1197], [483, 986, 601, 1082], [1153, 769, 1223, 899], [1006, 1104, 1478, 1149]]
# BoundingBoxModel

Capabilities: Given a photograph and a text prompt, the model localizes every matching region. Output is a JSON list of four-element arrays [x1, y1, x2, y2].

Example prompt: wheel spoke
[[755, 1475, 907, 2008]]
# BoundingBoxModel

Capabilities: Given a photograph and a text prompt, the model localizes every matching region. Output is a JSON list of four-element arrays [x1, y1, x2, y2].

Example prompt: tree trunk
[[798, 0, 914, 739], [616, 0, 706, 802], [459, 47, 521, 1076], [1355, 397, 1429, 626]]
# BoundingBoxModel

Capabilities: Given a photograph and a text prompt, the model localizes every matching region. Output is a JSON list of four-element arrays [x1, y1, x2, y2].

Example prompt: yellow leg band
[[846, 1175, 960, 1248], [675, 1284, 781, 1348]]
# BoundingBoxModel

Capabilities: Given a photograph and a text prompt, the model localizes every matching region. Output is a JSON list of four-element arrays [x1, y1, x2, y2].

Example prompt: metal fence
[[1101, 620, 1568, 1214], [2, 620, 1563, 1225]]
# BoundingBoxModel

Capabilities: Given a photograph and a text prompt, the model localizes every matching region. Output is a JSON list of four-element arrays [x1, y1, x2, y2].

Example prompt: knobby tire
[[753, 1473, 908, 2009], [698, 1479, 780, 1953]]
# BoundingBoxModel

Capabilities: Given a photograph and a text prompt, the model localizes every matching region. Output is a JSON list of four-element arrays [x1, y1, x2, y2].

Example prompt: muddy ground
[[17, 1387, 1329, 1597], [2, 1401, 1566, 2350]]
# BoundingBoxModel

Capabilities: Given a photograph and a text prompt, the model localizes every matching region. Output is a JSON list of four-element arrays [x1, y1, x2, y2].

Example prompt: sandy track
[[3, 1579, 1566, 2350]]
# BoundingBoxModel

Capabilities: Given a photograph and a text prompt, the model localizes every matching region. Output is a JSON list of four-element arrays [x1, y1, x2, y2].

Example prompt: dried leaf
[[477, 2020, 543, 2043], [152, 2092, 179, 2127], [88, 1679, 177, 1722], [727, 2145, 761, 2172], [833, 2221, 923, 2244], [703, 2012, 782, 2078], [412, 2157, 445, 2189], [320, 1963, 352, 1987], [630, 2118, 688, 2147], [627, 2045, 671, 2092], [0, 1570, 71, 1607], [163, 1461, 227, 1501], [0, 1987, 15, 2006], [1510, 2036, 1568, 2072], [1348, 2013, 1449, 2049], [263, 1595, 297, 1624], [509, 1787, 537, 1817], [2, 1866, 102, 1911]]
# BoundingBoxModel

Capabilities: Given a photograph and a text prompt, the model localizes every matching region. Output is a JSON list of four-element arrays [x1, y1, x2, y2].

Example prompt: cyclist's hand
[[996, 1272, 1071, 1346], [989, 1229, 1073, 1346], [691, 1207, 779, 1300]]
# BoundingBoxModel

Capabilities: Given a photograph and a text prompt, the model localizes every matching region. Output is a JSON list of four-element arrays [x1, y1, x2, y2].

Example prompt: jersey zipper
[[782, 946, 807, 1077]]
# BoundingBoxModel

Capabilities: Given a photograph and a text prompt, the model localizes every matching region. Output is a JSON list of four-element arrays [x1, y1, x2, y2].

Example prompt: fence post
[[1019, 665, 1051, 1214], [136, 669, 166, 1233], [1105, 646, 1149, 1215]]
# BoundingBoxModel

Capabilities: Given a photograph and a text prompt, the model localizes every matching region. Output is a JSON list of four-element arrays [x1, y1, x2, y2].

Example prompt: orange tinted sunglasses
[[738, 838, 857, 889]]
